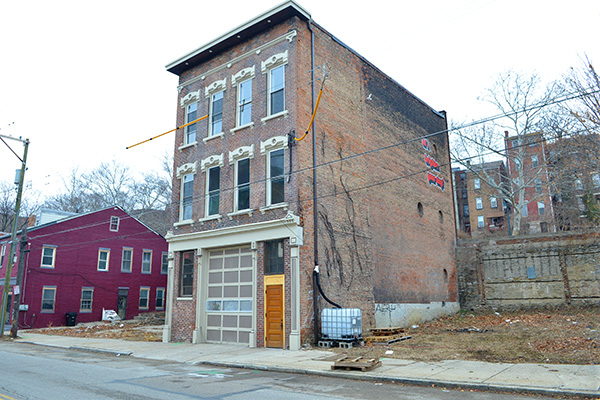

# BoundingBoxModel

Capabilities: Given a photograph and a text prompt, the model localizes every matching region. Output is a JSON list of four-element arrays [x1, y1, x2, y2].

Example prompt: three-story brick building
[[163, 1, 457, 349]]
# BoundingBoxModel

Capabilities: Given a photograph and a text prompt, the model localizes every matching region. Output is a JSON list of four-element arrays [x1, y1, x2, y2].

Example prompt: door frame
[[264, 274, 285, 348]]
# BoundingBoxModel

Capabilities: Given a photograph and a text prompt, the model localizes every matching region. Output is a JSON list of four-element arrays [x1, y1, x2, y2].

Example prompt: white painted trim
[[260, 110, 289, 124], [261, 50, 288, 73], [231, 66, 256, 86], [204, 79, 227, 98], [180, 90, 201, 107], [176, 162, 197, 179], [229, 144, 254, 164], [260, 135, 288, 155], [200, 153, 225, 172]]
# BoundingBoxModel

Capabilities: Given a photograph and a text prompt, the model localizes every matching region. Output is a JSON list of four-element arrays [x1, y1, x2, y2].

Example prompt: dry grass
[[29, 320, 162, 342], [331, 307, 600, 365]]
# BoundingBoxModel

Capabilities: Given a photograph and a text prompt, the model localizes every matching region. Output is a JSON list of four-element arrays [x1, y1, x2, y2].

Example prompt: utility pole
[[0, 134, 29, 337], [10, 227, 27, 338]]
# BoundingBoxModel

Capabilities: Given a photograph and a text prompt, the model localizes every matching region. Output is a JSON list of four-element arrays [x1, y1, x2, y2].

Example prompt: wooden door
[[265, 284, 283, 348]]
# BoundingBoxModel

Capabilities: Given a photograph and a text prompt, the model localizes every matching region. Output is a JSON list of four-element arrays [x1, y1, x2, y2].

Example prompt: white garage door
[[205, 246, 254, 344]]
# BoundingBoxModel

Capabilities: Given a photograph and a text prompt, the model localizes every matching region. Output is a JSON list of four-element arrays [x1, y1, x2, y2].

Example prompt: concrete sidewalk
[[11, 332, 600, 398]]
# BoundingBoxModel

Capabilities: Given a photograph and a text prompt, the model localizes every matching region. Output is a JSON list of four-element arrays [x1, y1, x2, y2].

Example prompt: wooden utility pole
[[10, 227, 27, 338], [0, 135, 29, 337]]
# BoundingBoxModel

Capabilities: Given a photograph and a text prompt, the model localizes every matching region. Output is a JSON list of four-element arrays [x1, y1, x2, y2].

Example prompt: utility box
[[65, 312, 77, 327], [321, 308, 362, 341]]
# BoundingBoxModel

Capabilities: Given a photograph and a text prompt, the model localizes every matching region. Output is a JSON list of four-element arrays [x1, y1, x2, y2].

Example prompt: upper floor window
[[268, 149, 285, 205], [210, 91, 224, 136], [0, 243, 5, 268], [473, 178, 481, 190], [181, 173, 194, 221], [142, 250, 152, 274], [575, 179, 584, 190], [110, 216, 120, 232], [206, 166, 221, 216], [269, 65, 285, 115], [80, 288, 94, 312], [531, 155, 539, 168], [161, 252, 168, 275], [463, 204, 469, 217], [237, 79, 252, 127], [460, 173, 466, 181], [490, 197, 498, 208], [461, 189, 467, 199], [97, 248, 110, 271], [522, 204, 529, 217], [538, 202, 546, 215], [185, 102, 198, 144], [593, 173, 600, 188], [41, 246, 57, 268], [235, 158, 251, 211], [535, 179, 543, 192], [477, 215, 485, 228], [476, 197, 483, 210], [121, 247, 133, 273]]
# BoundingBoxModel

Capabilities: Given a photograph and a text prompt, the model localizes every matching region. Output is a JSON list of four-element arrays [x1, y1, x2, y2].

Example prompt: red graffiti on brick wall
[[427, 171, 445, 191], [424, 154, 440, 172]]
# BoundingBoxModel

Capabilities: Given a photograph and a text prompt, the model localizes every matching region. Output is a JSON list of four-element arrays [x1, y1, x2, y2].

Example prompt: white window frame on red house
[[41, 245, 57, 268], [80, 287, 94, 313], [97, 248, 110, 271], [141, 250, 152, 274], [155, 287, 165, 310], [139, 287, 150, 310], [476, 197, 483, 210], [110, 216, 120, 232], [161, 252, 168, 275], [121, 247, 133, 273], [41, 286, 57, 313]]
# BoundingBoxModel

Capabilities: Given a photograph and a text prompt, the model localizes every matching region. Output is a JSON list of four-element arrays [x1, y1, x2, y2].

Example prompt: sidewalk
[[12, 332, 600, 398]]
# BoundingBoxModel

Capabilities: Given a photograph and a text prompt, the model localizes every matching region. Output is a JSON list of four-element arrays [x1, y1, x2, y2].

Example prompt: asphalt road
[[0, 341, 563, 400]]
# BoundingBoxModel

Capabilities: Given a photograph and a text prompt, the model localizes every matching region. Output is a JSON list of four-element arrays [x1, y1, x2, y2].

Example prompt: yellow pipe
[[126, 114, 208, 149], [295, 87, 323, 142]]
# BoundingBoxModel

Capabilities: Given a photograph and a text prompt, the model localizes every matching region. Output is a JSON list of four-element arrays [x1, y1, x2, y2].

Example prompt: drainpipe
[[308, 19, 320, 345]]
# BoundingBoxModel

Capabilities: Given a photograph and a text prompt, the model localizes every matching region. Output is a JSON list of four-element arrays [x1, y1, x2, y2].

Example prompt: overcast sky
[[1, 0, 599, 199]]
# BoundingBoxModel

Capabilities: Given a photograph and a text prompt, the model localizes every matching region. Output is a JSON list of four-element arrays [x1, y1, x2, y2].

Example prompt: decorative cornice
[[177, 30, 297, 91], [229, 144, 254, 164], [231, 66, 256, 86], [204, 79, 226, 97], [180, 90, 200, 107], [260, 135, 288, 155], [261, 50, 288, 73], [200, 153, 224, 172], [176, 162, 197, 179]]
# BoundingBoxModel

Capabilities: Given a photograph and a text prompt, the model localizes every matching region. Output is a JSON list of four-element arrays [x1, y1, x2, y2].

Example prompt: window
[[41, 286, 56, 312], [267, 149, 285, 205], [142, 250, 152, 274], [460, 173, 466, 181], [538, 202, 545, 215], [535, 179, 542, 192], [161, 252, 168, 275], [185, 102, 198, 144], [593, 173, 600, 188], [155, 288, 165, 309], [206, 166, 220, 216], [97, 248, 110, 271], [477, 215, 485, 228], [179, 251, 194, 297], [41, 246, 56, 268], [121, 248, 133, 273], [268, 65, 285, 115], [237, 79, 252, 126], [461, 189, 467, 199], [80, 288, 94, 312], [139, 287, 150, 310], [110, 216, 120, 232], [531, 155, 539, 168], [0, 243, 5, 267], [181, 173, 194, 221], [209, 91, 223, 136], [463, 204, 469, 217], [476, 197, 483, 210], [473, 178, 480, 190], [522, 204, 529, 217], [490, 197, 498, 208], [265, 239, 284, 275], [235, 158, 250, 211], [576, 179, 584, 190]]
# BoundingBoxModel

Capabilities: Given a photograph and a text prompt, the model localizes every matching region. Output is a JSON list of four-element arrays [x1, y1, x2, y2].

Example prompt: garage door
[[205, 246, 253, 344]]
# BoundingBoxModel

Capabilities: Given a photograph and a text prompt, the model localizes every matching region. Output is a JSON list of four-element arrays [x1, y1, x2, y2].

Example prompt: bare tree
[[0, 180, 40, 233], [452, 70, 564, 235]]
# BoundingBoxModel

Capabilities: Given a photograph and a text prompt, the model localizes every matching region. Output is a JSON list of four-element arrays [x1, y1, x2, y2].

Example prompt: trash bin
[[65, 312, 77, 326]]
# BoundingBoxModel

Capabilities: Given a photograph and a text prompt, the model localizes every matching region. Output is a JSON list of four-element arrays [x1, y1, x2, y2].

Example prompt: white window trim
[[121, 247, 133, 273], [41, 286, 57, 313], [80, 287, 94, 313], [97, 248, 110, 271], [155, 287, 166, 310], [262, 51, 288, 118], [176, 162, 197, 224], [205, 165, 221, 218], [477, 215, 485, 228], [229, 144, 254, 164], [205, 79, 226, 138], [266, 148, 285, 207], [476, 197, 483, 210], [233, 158, 251, 213], [139, 287, 151, 310], [232, 66, 255, 130], [41, 245, 57, 269], [110, 216, 120, 232], [473, 178, 481, 190], [141, 249, 153, 274], [260, 136, 288, 155]]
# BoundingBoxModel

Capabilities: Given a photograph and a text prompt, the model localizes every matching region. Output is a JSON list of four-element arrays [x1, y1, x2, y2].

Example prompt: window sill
[[198, 214, 222, 224], [176, 297, 194, 301], [203, 132, 224, 143], [259, 202, 289, 214], [227, 209, 254, 219], [230, 122, 254, 135], [174, 219, 194, 227], [261, 110, 289, 124], [178, 141, 198, 151]]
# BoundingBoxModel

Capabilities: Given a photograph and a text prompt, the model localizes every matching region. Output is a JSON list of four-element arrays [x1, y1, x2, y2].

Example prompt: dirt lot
[[22, 307, 600, 365]]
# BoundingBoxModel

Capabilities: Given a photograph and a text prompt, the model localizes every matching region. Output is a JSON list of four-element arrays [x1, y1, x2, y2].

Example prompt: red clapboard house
[[0, 206, 168, 329]]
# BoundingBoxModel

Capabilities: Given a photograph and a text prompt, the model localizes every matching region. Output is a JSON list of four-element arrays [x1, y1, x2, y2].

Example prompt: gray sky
[[1, 0, 599, 198]]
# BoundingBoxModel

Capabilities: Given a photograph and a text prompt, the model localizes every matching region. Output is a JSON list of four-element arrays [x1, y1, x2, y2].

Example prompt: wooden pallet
[[369, 327, 405, 336], [331, 356, 381, 372], [363, 333, 412, 345]]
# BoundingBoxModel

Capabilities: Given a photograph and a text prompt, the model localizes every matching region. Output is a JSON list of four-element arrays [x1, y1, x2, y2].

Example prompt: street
[[0, 341, 567, 400]]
